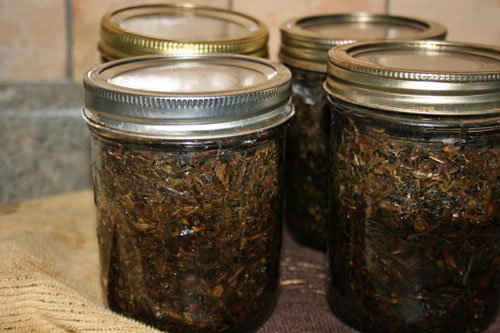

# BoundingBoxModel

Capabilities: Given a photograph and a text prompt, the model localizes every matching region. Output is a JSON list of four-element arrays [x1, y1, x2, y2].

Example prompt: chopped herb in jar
[[328, 115, 499, 333], [93, 132, 284, 333], [286, 70, 330, 250]]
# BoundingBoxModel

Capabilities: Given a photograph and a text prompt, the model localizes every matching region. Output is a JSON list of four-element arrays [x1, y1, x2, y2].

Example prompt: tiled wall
[[0, 0, 498, 84], [0, 84, 88, 203]]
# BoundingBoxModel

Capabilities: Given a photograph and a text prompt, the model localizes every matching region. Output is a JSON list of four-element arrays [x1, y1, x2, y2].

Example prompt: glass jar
[[83, 55, 293, 333], [324, 41, 499, 332], [99, 3, 268, 61], [280, 13, 447, 250]]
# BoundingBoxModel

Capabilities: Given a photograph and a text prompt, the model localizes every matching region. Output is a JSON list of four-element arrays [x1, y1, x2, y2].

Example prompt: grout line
[[64, 0, 74, 82], [0, 81, 82, 87], [385, 0, 391, 14], [228, 0, 233, 9]]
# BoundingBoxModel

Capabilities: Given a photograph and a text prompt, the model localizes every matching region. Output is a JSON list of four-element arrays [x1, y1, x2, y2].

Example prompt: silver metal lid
[[83, 54, 293, 140], [324, 40, 500, 115], [280, 13, 447, 72]]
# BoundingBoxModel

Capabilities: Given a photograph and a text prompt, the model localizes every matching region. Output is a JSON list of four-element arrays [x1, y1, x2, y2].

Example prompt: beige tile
[[233, 0, 386, 61], [0, 0, 67, 83], [72, 0, 229, 82], [389, 0, 500, 45]]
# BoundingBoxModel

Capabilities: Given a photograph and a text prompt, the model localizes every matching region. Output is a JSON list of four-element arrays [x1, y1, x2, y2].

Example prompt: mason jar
[[280, 13, 447, 250], [99, 3, 268, 61], [324, 40, 499, 332], [83, 55, 293, 333]]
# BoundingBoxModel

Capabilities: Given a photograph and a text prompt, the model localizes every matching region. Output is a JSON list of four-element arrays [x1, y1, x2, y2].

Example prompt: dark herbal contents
[[93, 131, 284, 333], [327, 110, 499, 333], [285, 70, 329, 250]]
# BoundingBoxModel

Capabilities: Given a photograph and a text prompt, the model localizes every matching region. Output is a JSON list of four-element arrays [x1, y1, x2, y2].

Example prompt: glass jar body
[[285, 67, 329, 250], [327, 99, 499, 333], [90, 127, 286, 333]]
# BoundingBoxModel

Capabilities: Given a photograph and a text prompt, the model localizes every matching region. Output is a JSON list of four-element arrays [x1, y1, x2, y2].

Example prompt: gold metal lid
[[324, 40, 500, 115], [99, 3, 269, 60], [280, 13, 447, 72]]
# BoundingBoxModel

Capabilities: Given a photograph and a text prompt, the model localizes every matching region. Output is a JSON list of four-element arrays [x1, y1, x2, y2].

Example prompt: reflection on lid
[[299, 21, 424, 40], [356, 50, 500, 72], [118, 14, 258, 41], [108, 63, 269, 93]]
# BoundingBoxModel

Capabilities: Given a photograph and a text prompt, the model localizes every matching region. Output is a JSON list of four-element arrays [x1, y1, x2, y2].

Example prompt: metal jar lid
[[280, 13, 447, 72], [83, 54, 293, 140], [324, 40, 500, 115], [99, 3, 268, 60]]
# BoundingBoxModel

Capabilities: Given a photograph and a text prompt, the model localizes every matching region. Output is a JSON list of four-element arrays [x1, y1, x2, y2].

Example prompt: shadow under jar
[[83, 55, 293, 333], [280, 13, 447, 250], [98, 3, 269, 61], [324, 41, 500, 332]]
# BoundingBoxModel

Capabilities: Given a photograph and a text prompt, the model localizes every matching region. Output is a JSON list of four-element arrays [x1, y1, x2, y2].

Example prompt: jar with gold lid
[[280, 13, 447, 250], [325, 40, 499, 332], [99, 3, 269, 61]]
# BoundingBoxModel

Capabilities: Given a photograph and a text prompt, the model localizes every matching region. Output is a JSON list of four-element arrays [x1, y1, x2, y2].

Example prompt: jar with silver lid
[[99, 3, 269, 61], [325, 40, 499, 332], [83, 55, 293, 332], [280, 13, 447, 250]]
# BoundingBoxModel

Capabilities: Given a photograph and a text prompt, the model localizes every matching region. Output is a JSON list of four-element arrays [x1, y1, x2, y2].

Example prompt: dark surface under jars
[[327, 102, 500, 333], [285, 68, 330, 251], [92, 130, 285, 333]]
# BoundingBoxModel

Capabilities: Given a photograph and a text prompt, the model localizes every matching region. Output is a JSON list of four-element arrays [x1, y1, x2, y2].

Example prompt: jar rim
[[83, 54, 293, 140], [324, 40, 500, 115], [280, 12, 447, 72], [99, 3, 269, 60]]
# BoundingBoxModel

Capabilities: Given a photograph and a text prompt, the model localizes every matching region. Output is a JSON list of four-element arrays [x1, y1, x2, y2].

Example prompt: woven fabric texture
[[0, 191, 498, 332]]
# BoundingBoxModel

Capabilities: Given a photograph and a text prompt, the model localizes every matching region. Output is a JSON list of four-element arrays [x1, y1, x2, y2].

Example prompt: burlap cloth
[[0, 191, 498, 332]]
